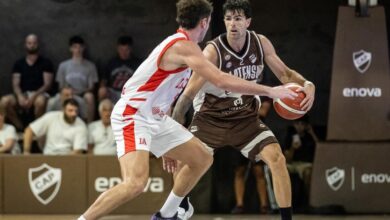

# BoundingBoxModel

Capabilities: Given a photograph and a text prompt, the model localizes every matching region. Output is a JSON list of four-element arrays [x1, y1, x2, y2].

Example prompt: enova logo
[[342, 87, 381, 97], [95, 177, 164, 193]]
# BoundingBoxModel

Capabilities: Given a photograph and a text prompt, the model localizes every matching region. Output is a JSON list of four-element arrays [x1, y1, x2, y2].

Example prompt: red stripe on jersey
[[137, 35, 189, 92], [122, 105, 138, 154], [157, 37, 186, 67], [177, 29, 190, 40], [129, 98, 146, 101]]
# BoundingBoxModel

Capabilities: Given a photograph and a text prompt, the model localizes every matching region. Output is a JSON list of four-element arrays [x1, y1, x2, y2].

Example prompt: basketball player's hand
[[269, 86, 298, 100], [298, 82, 315, 111], [162, 156, 177, 173]]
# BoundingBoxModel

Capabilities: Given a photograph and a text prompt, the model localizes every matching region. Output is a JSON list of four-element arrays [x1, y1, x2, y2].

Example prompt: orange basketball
[[273, 83, 306, 120]]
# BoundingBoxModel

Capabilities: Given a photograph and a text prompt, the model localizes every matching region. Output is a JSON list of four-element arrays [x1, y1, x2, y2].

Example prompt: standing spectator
[[0, 34, 54, 130], [56, 35, 98, 123], [98, 36, 141, 103], [23, 98, 88, 155], [284, 115, 318, 201], [88, 99, 116, 155], [0, 106, 21, 154], [46, 86, 87, 120]]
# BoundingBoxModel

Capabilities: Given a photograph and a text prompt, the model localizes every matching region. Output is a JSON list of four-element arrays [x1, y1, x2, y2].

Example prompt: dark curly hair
[[223, 0, 252, 18], [176, 0, 213, 29]]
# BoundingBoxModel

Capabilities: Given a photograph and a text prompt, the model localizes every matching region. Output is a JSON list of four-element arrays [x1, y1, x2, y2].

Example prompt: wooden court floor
[[0, 215, 388, 220]]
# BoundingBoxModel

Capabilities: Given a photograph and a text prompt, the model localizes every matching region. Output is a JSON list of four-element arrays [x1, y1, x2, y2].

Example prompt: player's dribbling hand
[[162, 156, 177, 173], [297, 82, 315, 111], [269, 86, 298, 100]]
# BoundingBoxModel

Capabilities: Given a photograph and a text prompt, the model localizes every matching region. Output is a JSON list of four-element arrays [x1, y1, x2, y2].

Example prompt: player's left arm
[[260, 35, 315, 111]]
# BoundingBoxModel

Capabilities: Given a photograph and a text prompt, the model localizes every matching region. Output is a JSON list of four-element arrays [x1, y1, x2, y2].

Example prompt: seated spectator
[[56, 35, 98, 123], [284, 115, 318, 200], [0, 34, 54, 130], [88, 99, 116, 155], [98, 35, 141, 103], [46, 86, 87, 120], [23, 98, 88, 155], [0, 106, 21, 154]]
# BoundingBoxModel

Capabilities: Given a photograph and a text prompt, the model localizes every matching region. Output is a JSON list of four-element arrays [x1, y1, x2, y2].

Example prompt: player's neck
[[226, 33, 247, 52], [178, 28, 200, 43]]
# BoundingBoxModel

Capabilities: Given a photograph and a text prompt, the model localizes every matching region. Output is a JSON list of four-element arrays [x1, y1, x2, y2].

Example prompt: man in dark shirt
[[98, 36, 141, 103], [284, 115, 318, 198], [0, 34, 54, 130]]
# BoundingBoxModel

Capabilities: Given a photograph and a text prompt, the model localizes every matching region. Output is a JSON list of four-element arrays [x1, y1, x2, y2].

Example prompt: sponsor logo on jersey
[[249, 54, 257, 63], [233, 97, 243, 106], [226, 62, 232, 68], [29, 163, 62, 205], [190, 126, 198, 133], [224, 54, 231, 61]]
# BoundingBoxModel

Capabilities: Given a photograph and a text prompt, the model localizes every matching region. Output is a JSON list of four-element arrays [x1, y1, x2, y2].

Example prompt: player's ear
[[246, 17, 252, 28], [200, 16, 210, 28]]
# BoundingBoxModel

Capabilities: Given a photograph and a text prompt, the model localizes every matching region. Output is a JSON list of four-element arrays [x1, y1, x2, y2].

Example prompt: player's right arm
[[171, 44, 216, 124], [171, 40, 297, 100]]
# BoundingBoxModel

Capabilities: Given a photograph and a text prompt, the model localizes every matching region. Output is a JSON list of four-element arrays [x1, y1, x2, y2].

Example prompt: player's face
[[64, 104, 78, 124], [224, 10, 251, 40], [198, 16, 211, 42], [70, 43, 85, 57]]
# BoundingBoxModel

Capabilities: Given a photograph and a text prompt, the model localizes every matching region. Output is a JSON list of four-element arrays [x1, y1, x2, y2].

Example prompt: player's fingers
[[300, 96, 310, 107], [302, 98, 313, 111], [286, 92, 298, 100], [162, 159, 167, 171]]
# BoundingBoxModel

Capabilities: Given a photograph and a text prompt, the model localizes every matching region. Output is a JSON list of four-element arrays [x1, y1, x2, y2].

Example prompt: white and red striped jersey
[[120, 30, 191, 119]]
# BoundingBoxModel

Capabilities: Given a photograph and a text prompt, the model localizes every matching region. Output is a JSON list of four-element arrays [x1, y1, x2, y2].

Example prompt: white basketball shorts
[[111, 98, 193, 158]]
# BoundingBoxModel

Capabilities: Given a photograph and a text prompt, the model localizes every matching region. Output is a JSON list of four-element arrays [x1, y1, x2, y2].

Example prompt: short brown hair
[[176, 0, 213, 29]]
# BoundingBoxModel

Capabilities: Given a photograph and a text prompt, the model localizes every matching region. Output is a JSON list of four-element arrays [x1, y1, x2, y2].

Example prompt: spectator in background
[[46, 86, 87, 120], [231, 98, 272, 214], [88, 99, 116, 155], [98, 35, 141, 103], [0, 106, 21, 154], [56, 35, 98, 123], [23, 98, 88, 155], [284, 115, 318, 200], [0, 34, 54, 130]]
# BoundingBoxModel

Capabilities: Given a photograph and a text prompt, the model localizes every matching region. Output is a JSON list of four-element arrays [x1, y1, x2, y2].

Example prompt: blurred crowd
[[0, 33, 141, 156]]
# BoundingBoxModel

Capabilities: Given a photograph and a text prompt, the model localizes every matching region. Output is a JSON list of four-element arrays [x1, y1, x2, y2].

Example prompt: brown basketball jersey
[[193, 30, 265, 121]]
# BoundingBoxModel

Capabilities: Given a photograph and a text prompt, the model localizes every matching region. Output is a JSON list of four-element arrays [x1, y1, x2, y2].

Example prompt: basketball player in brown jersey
[[161, 0, 315, 220]]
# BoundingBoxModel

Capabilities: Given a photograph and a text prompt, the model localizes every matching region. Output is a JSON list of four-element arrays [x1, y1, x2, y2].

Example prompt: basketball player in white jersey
[[78, 0, 298, 219], [162, 1, 315, 220]]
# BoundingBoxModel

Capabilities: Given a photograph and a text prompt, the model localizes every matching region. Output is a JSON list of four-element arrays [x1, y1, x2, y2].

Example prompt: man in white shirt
[[23, 98, 88, 155], [0, 106, 20, 154], [88, 99, 116, 155]]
